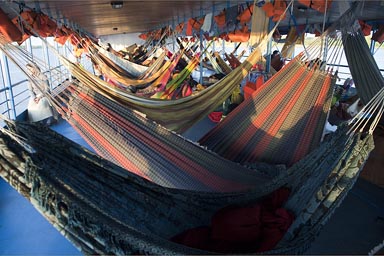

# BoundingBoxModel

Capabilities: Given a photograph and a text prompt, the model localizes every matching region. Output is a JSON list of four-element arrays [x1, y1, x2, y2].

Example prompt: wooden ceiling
[[2, 0, 384, 38]]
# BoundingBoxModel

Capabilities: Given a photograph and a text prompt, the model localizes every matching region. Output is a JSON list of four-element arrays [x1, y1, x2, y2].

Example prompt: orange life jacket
[[298, 0, 332, 13], [310, 0, 333, 13], [186, 17, 204, 36], [152, 29, 162, 40], [35, 13, 57, 37], [228, 24, 250, 42], [237, 3, 254, 23], [261, 0, 286, 22], [358, 20, 372, 36], [138, 33, 148, 40], [0, 7, 23, 43], [175, 22, 184, 34], [272, 0, 287, 22], [214, 9, 226, 28], [54, 25, 73, 45]]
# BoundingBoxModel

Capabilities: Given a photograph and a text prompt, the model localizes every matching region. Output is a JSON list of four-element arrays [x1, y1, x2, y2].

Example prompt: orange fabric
[[153, 29, 162, 40], [223, 60, 302, 162], [36, 13, 57, 37], [0, 8, 22, 43], [261, 2, 274, 17], [228, 24, 250, 42], [262, 0, 287, 22], [291, 72, 332, 164], [372, 24, 384, 43], [237, 4, 254, 23], [13, 10, 38, 37], [246, 66, 311, 163], [298, 0, 332, 13], [244, 76, 264, 100], [175, 22, 184, 34], [214, 10, 226, 28], [186, 19, 193, 36], [138, 33, 147, 40], [186, 17, 204, 35], [54, 26, 70, 45], [272, 0, 287, 22], [358, 20, 372, 36], [191, 17, 204, 31], [13, 10, 56, 38], [310, 0, 333, 13], [244, 81, 257, 100], [9, 10, 37, 44]]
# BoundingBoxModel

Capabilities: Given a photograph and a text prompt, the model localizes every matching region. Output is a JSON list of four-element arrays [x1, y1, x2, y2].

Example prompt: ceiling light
[[111, 1, 123, 9]]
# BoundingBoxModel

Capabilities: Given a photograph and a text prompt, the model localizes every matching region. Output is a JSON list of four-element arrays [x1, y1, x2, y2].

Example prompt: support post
[[0, 52, 16, 119]]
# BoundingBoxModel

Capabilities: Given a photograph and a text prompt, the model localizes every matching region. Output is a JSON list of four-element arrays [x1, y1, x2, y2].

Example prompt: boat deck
[[0, 117, 384, 254]]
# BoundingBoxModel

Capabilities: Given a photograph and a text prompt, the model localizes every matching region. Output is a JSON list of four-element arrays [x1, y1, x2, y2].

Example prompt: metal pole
[[265, 19, 274, 73], [172, 17, 175, 52], [199, 3, 203, 84], [0, 51, 17, 119], [370, 35, 376, 55], [212, 2, 215, 52], [26, 37, 33, 58], [44, 40, 53, 87]]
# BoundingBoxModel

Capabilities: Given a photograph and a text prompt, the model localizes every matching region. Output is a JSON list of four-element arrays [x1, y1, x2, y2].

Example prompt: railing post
[[199, 3, 204, 84], [266, 20, 274, 73], [370, 37, 376, 55], [0, 51, 17, 119], [43, 39, 53, 88]]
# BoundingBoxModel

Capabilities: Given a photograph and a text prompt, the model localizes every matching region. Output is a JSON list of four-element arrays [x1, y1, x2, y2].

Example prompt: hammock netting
[[0, 118, 374, 254], [199, 56, 335, 166], [95, 44, 149, 78], [0, 1, 382, 254], [61, 45, 263, 133], [341, 16, 384, 105]]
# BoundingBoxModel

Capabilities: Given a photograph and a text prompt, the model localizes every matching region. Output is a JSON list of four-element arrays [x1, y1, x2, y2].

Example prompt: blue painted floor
[[0, 120, 87, 255], [1, 117, 384, 254]]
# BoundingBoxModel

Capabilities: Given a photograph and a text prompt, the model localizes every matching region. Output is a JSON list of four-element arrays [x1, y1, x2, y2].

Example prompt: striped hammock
[[0, 2, 381, 254]]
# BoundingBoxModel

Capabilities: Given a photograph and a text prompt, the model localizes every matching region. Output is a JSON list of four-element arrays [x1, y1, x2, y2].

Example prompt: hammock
[[0, 2, 381, 254], [91, 43, 168, 83], [0, 3, 359, 187], [3, 2, 287, 133], [0, 107, 375, 254], [341, 14, 384, 105], [50, 19, 341, 184], [60, 46, 264, 132], [199, 54, 335, 166], [96, 44, 148, 78], [94, 48, 172, 87]]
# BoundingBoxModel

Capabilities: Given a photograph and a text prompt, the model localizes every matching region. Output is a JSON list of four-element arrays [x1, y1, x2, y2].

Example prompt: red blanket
[[171, 188, 294, 253]]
